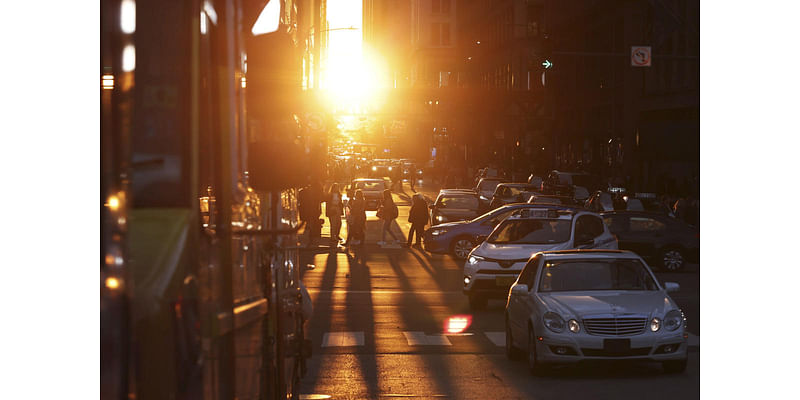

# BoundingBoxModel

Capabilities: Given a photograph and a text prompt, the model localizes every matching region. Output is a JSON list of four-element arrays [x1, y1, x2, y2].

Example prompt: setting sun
[[323, 0, 386, 110]]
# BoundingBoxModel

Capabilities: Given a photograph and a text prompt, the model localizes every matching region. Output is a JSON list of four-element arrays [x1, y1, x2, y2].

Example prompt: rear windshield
[[439, 196, 479, 209], [539, 259, 659, 292], [355, 181, 384, 190], [479, 180, 501, 192], [488, 219, 571, 244]]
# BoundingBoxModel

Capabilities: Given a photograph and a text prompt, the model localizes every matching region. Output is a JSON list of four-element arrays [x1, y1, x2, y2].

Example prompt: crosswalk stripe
[[321, 331, 364, 347], [484, 331, 505, 347], [403, 331, 452, 346]]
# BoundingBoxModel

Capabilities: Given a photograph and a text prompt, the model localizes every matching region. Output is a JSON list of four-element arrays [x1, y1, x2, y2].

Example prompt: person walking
[[377, 189, 400, 245], [406, 194, 428, 248], [326, 183, 343, 244], [346, 189, 367, 246]]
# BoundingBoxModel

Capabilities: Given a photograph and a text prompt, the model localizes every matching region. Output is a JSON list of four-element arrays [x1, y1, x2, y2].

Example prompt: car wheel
[[468, 294, 487, 310], [662, 358, 688, 373], [527, 326, 547, 376], [505, 317, 522, 360], [451, 237, 476, 260], [661, 247, 686, 271]]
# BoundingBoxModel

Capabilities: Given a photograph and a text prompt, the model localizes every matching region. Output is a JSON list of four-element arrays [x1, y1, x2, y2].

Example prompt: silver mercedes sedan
[[504, 250, 688, 375]]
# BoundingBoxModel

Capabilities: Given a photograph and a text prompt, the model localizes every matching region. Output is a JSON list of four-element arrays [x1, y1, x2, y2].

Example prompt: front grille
[[476, 269, 520, 275], [483, 257, 528, 269], [581, 347, 651, 357], [583, 317, 648, 336]]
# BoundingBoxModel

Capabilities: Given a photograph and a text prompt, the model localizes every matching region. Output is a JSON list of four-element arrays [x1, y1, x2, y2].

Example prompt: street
[[298, 181, 700, 399]]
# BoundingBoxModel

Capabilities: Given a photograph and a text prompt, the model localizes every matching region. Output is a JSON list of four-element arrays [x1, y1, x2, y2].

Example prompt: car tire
[[505, 317, 523, 360], [662, 358, 688, 374], [468, 294, 487, 310], [451, 236, 476, 260], [527, 326, 547, 376], [661, 247, 686, 272]]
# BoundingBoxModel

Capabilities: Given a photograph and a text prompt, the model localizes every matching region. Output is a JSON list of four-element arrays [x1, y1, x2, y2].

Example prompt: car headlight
[[430, 228, 448, 236], [435, 215, 446, 222], [479, 195, 489, 201], [568, 319, 580, 333], [388, 166, 393, 171], [468, 254, 485, 266], [664, 310, 683, 331], [650, 317, 661, 332], [417, 169, 423, 175], [372, 166, 377, 171], [543, 312, 566, 333]]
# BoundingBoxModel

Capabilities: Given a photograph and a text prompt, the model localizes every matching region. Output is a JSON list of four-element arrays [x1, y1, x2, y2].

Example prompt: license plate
[[603, 339, 631, 353], [495, 276, 516, 287]]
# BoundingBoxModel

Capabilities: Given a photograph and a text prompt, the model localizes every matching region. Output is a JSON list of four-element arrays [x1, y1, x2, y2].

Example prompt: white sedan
[[504, 250, 688, 375]]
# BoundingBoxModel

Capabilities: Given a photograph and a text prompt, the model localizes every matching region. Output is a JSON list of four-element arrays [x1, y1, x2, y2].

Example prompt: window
[[575, 215, 605, 240], [483, 209, 516, 227], [489, 219, 572, 244], [442, 0, 451, 14], [518, 254, 541, 289], [629, 217, 666, 232], [539, 260, 659, 292], [441, 23, 451, 45], [430, 23, 440, 45]]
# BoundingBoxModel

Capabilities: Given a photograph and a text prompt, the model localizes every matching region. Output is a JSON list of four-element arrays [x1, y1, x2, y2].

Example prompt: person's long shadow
[[385, 254, 463, 397], [344, 244, 380, 398], [299, 251, 338, 393]]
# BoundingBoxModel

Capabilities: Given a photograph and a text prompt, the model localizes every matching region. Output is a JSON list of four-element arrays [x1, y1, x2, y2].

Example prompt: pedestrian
[[409, 165, 417, 192], [327, 183, 343, 244], [309, 181, 324, 244], [347, 189, 367, 246], [406, 194, 428, 248], [377, 189, 400, 245], [298, 184, 313, 246]]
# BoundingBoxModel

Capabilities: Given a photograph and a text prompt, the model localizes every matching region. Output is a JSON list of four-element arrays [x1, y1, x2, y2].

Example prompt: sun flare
[[323, 0, 386, 110]]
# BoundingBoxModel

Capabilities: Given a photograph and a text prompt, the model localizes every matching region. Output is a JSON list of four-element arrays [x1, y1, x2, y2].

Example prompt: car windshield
[[355, 181, 384, 190], [539, 259, 659, 292], [479, 180, 501, 192], [488, 219, 571, 244], [439, 196, 479, 209], [505, 186, 535, 196]]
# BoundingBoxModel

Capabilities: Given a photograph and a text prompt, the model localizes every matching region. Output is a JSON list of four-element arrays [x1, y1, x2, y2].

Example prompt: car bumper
[[533, 331, 688, 364], [463, 272, 522, 299], [422, 232, 449, 254]]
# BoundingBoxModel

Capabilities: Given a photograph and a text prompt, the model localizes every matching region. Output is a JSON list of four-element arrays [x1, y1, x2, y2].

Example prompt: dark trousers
[[407, 223, 425, 245]]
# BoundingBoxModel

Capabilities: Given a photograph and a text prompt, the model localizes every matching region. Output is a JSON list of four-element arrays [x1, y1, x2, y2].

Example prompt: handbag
[[376, 206, 385, 219]]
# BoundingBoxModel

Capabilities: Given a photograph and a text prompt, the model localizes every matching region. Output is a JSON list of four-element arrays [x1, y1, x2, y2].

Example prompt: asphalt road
[[298, 181, 700, 399]]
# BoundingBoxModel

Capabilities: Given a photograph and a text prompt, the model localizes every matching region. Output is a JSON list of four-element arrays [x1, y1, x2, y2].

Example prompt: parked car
[[489, 183, 540, 210], [541, 170, 601, 203], [423, 203, 574, 259], [527, 194, 578, 206], [429, 189, 484, 226], [585, 191, 674, 217], [505, 250, 688, 375], [345, 178, 388, 211], [462, 207, 618, 309], [475, 177, 505, 204], [601, 210, 699, 271]]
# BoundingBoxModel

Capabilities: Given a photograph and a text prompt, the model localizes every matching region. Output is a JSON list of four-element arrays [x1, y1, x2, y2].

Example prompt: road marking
[[484, 331, 505, 347], [403, 331, 452, 346], [306, 289, 465, 295], [321, 332, 364, 347]]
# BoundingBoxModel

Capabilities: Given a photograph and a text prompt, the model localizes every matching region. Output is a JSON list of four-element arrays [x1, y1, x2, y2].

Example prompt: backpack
[[388, 202, 399, 220]]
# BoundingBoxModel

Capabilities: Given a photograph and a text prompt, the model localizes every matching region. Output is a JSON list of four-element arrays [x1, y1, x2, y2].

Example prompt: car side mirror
[[476, 234, 488, 243], [510, 284, 528, 295], [664, 282, 680, 293]]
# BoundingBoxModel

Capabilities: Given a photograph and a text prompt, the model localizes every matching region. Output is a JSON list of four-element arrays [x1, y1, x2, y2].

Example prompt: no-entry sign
[[631, 46, 651, 67]]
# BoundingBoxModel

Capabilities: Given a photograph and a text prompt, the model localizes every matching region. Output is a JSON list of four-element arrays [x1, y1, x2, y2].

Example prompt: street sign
[[542, 59, 553, 69], [631, 46, 651, 67]]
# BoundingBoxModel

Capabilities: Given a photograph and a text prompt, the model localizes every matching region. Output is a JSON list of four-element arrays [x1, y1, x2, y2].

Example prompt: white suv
[[463, 207, 617, 309]]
